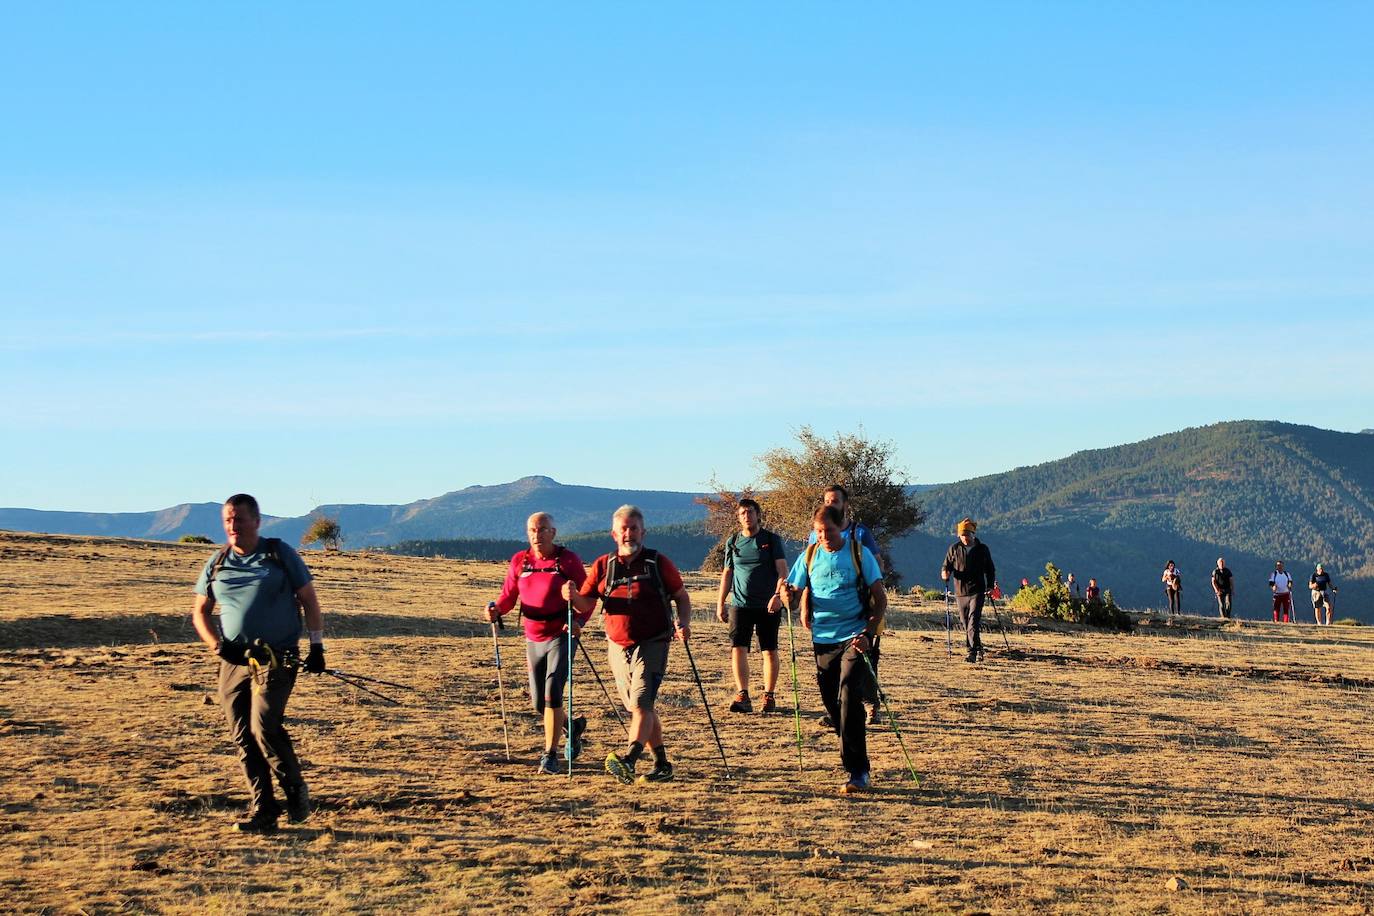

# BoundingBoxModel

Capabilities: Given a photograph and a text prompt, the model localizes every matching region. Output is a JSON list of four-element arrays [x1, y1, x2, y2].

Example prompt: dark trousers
[[956, 593, 984, 653], [1165, 588, 1181, 615], [218, 660, 303, 816], [813, 641, 870, 775], [1216, 591, 1233, 619]]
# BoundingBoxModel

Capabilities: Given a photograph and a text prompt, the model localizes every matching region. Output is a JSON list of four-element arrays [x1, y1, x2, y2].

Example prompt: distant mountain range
[[5, 421, 1371, 619], [0, 476, 705, 547]]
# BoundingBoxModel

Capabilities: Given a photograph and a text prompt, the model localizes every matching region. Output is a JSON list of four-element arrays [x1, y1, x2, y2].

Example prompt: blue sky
[[4, 3, 1372, 516]]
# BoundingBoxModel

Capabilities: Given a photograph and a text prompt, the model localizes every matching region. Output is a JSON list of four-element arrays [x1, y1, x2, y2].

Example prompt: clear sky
[[4, 2, 1372, 516]]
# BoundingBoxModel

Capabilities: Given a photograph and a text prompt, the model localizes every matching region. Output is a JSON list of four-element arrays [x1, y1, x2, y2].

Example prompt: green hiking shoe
[[637, 761, 674, 784], [605, 751, 636, 785]]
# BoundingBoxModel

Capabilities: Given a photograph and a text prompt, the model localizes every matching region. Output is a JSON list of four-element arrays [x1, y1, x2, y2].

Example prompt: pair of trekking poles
[[942, 585, 1011, 658], [781, 591, 921, 784], [489, 600, 732, 779]]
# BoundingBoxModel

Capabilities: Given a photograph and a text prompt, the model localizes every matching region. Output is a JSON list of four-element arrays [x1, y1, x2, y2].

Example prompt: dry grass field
[[2, 529, 1374, 914]]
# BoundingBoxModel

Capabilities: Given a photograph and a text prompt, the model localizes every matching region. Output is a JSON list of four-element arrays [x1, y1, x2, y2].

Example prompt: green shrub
[[1009, 562, 1132, 631], [1333, 617, 1363, 627], [179, 534, 213, 544]]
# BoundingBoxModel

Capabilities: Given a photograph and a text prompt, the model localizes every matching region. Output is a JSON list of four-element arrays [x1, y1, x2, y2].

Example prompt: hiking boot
[[840, 771, 871, 795], [233, 809, 280, 835], [728, 690, 752, 713], [605, 751, 636, 785], [637, 761, 675, 784], [760, 692, 777, 714], [965, 650, 978, 664], [536, 752, 560, 775], [569, 716, 587, 761], [284, 782, 311, 824], [818, 713, 834, 728]]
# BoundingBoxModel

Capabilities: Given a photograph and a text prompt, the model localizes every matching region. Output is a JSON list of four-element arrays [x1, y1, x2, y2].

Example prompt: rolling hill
[[888, 421, 1374, 619]]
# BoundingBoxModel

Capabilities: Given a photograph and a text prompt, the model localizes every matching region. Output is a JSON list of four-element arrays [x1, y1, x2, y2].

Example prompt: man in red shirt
[[564, 504, 692, 784]]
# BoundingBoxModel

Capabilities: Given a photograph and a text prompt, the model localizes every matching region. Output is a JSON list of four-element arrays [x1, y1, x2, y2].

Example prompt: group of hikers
[[189, 487, 999, 832], [186, 488, 1353, 835], [1159, 557, 1340, 624]]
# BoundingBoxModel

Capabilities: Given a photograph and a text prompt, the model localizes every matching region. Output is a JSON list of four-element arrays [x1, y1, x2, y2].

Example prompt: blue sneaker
[[536, 752, 560, 776], [841, 771, 871, 795]]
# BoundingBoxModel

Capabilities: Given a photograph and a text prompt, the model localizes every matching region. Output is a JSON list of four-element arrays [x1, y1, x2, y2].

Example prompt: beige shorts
[[608, 637, 671, 711]]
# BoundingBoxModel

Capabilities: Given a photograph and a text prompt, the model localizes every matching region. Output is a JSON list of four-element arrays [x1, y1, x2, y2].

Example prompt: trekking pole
[[988, 594, 1011, 650], [856, 647, 920, 784], [944, 586, 953, 658], [681, 635, 732, 778], [577, 638, 629, 737], [566, 600, 574, 781], [321, 669, 403, 705], [784, 599, 804, 773], [321, 669, 416, 692], [490, 622, 511, 761]]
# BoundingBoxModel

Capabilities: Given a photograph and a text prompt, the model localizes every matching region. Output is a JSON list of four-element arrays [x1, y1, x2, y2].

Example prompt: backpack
[[517, 546, 573, 621], [600, 549, 673, 625], [206, 538, 295, 596], [802, 536, 871, 617]]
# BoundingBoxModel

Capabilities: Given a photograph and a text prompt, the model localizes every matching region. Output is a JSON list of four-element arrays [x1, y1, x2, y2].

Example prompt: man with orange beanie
[[941, 518, 997, 663]]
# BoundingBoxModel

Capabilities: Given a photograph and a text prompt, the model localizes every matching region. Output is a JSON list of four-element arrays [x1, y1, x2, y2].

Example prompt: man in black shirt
[[941, 517, 997, 663], [1211, 557, 1234, 620]]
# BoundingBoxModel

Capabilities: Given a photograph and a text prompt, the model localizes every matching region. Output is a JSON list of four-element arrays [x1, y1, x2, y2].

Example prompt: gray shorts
[[608, 637, 671, 711], [526, 634, 574, 713]]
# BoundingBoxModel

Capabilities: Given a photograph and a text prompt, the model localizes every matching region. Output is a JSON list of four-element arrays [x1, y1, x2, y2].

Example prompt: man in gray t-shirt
[[191, 493, 327, 835]]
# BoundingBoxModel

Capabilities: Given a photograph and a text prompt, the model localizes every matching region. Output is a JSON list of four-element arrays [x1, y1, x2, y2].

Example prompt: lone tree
[[301, 515, 344, 551], [698, 426, 925, 583]]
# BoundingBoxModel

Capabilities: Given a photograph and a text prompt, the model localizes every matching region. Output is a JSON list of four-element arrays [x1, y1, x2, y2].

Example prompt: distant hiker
[[941, 518, 997, 663], [1270, 561, 1295, 623], [1084, 578, 1102, 603], [1309, 563, 1337, 626], [1020, 577, 1031, 590], [807, 484, 884, 724], [785, 504, 888, 794], [564, 505, 690, 785], [190, 494, 325, 835], [485, 512, 590, 775], [715, 498, 788, 714], [1211, 557, 1234, 620], [1161, 561, 1182, 616], [1066, 572, 1080, 600]]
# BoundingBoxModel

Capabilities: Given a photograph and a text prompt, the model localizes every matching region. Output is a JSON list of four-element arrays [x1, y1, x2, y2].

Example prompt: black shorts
[[728, 605, 781, 651]]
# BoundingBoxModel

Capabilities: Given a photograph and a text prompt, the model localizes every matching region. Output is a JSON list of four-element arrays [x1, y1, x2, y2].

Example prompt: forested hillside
[[890, 422, 1374, 619]]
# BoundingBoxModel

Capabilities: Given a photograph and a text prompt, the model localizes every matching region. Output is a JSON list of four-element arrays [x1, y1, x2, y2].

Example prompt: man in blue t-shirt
[[715, 498, 788, 714], [191, 493, 328, 835], [806, 484, 884, 723], [787, 504, 888, 795]]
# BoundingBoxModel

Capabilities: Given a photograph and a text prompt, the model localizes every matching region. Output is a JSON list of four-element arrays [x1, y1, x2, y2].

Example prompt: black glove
[[215, 640, 248, 665], [304, 643, 326, 674]]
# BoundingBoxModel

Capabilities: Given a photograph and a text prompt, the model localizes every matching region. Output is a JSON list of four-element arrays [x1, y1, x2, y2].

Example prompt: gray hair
[[527, 511, 555, 528], [612, 504, 644, 525]]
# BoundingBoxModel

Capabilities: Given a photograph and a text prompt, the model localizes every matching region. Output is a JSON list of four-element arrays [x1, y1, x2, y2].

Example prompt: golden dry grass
[[2, 530, 1373, 914]]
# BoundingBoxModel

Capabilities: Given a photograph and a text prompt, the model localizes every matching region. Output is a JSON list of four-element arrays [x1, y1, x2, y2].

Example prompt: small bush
[[1333, 617, 1363, 627], [179, 534, 213, 544], [1009, 562, 1132, 631]]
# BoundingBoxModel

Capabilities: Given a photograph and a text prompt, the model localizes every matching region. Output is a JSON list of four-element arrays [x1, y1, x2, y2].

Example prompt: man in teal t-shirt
[[715, 498, 788, 713], [191, 493, 328, 835], [786, 504, 888, 794]]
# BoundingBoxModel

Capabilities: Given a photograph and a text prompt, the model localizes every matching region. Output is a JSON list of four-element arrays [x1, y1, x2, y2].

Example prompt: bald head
[[526, 512, 556, 556]]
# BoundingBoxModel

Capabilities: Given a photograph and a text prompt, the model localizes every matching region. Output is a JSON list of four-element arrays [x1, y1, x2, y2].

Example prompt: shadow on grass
[[0, 613, 492, 650]]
